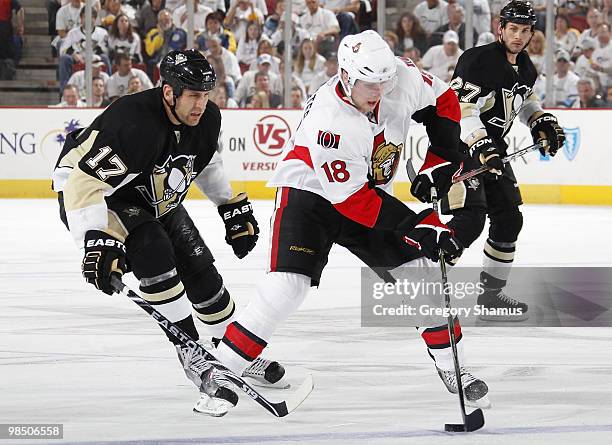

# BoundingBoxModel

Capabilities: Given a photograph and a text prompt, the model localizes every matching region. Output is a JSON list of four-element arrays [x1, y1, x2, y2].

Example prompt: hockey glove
[[218, 193, 259, 259], [410, 149, 463, 203], [529, 113, 566, 156], [82, 230, 127, 295], [397, 209, 463, 263], [472, 137, 504, 177]]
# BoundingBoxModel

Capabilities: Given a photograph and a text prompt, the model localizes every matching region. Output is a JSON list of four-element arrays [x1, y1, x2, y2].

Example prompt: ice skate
[[477, 289, 529, 321], [243, 357, 290, 389], [176, 341, 239, 417], [437, 366, 491, 409]]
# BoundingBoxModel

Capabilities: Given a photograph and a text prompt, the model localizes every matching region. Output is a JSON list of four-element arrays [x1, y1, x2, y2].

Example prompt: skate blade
[[244, 376, 291, 390], [466, 393, 492, 409], [193, 395, 233, 417]]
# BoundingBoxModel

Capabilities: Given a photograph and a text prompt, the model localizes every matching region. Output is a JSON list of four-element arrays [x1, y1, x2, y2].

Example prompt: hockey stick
[[110, 276, 314, 418], [430, 188, 485, 433], [406, 141, 546, 184]]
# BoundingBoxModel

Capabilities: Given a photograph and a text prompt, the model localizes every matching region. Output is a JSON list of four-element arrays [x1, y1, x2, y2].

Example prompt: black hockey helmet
[[160, 49, 216, 98], [500, 1, 537, 27]]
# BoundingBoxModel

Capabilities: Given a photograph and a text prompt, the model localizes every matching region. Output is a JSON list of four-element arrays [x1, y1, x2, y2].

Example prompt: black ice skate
[[437, 366, 491, 409], [477, 289, 529, 321]]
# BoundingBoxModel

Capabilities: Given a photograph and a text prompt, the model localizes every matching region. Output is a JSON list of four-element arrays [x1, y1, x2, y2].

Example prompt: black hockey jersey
[[449, 42, 541, 151], [52, 88, 221, 245]]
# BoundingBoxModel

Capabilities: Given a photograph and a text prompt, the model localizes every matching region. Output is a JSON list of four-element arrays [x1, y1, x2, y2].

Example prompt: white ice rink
[[1, 199, 612, 445]]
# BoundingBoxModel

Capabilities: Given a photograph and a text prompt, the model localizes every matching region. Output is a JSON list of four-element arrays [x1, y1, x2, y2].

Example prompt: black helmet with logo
[[160, 49, 216, 97], [500, 1, 537, 27]]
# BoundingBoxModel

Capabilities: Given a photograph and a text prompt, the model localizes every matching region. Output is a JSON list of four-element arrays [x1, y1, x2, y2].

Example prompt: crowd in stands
[[30, 1, 612, 108]]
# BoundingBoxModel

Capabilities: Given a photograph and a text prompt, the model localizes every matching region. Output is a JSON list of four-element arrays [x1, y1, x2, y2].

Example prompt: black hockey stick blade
[[110, 276, 314, 417], [444, 408, 485, 432]]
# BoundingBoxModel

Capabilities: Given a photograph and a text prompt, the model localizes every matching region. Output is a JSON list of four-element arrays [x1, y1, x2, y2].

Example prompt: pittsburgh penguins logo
[[352, 42, 362, 53], [136, 154, 197, 217], [371, 130, 403, 185], [488, 82, 532, 135]]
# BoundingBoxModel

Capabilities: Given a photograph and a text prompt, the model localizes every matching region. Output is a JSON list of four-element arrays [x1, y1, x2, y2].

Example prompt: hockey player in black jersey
[[441, 1, 566, 321], [52, 49, 286, 416]]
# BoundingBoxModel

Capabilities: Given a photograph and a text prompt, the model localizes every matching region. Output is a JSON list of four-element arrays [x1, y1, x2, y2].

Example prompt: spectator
[[224, 0, 265, 43], [472, 0, 491, 35], [59, 7, 110, 94], [108, 13, 142, 64], [555, 14, 579, 55], [201, 0, 226, 14], [196, 11, 237, 53], [308, 54, 337, 94], [172, 0, 212, 34], [106, 52, 153, 101], [299, 0, 340, 58], [203, 35, 242, 84], [476, 31, 495, 47], [319, 0, 360, 41], [246, 71, 282, 107], [574, 77, 607, 107], [270, 12, 309, 57], [66, 54, 110, 98], [263, 0, 284, 37], [395, 12, 428, 57], [126, 75, 144, 94], [277, 57, 307, 98], [144, 8, 186, 76], [247, 89, 270, 108], [99, 0, 125, 30], [91, 75, 111, 107], [527, 30, 546, 74], [553, 49, 579, 107], [56, 83, 86, 107], [606, 0, 612, 25], [208, 54, 236, 98], [429, 3, 478, 50], [421, 29, 462, 82], [575, 39, 601, 89], [558, 0, 588, 30], [607, 84, 612, 105], [235, 53, 280, 105], [383, 30, 400, 55], [136, 0, 165, 37], [53, 0, 82, 55], [403, 46, 423, 69], [294, 38, 325, 94], [290, 85, 305, 108], [592, 22, 612, 93], [0, 0, 24, 72], [210, 82, 239, 108], [47, 0, 61, 36], [290, 0, 308, 16], [575, 7, 603, 56], [247, 36, 280, 72], [413, 0, 448, 36], [236, 20, 261, 67]]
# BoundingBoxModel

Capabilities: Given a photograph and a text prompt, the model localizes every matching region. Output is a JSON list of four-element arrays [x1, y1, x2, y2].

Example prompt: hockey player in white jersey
[[212, 30, 491, 414]]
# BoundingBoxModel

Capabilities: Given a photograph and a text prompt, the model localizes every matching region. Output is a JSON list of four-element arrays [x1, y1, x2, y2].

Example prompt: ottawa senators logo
[[371, 130, 403, 185], [136, 154, 197, 217]]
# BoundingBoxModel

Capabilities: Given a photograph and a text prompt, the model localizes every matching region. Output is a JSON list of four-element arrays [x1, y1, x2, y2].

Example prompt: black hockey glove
[[396, 209, 463, 263], [82, 230, 127, 295], [218, 193, 259, 259], [529, 113, 566, 156], [410, 149, 464, 203], [471, 137, 504, 177]]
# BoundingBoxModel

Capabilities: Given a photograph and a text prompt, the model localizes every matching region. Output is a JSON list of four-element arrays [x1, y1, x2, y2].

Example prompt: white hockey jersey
[[268, 57, 461, 228]]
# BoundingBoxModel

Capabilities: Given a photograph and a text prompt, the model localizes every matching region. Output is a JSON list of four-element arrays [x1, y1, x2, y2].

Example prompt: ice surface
[[1, 199, 612, 444]]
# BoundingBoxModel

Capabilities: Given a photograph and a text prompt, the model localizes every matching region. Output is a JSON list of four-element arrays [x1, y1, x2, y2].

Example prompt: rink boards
[[0, 107, 610, 205]]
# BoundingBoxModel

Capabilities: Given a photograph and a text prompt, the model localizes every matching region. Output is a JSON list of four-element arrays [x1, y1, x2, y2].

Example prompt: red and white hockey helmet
[[338, 30, 397, 96]]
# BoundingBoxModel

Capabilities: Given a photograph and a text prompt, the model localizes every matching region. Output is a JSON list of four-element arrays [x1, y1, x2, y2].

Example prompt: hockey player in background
[[441, 1, 566, 321], [52, 49, 286, 417], [212, 30, 491, 416]]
